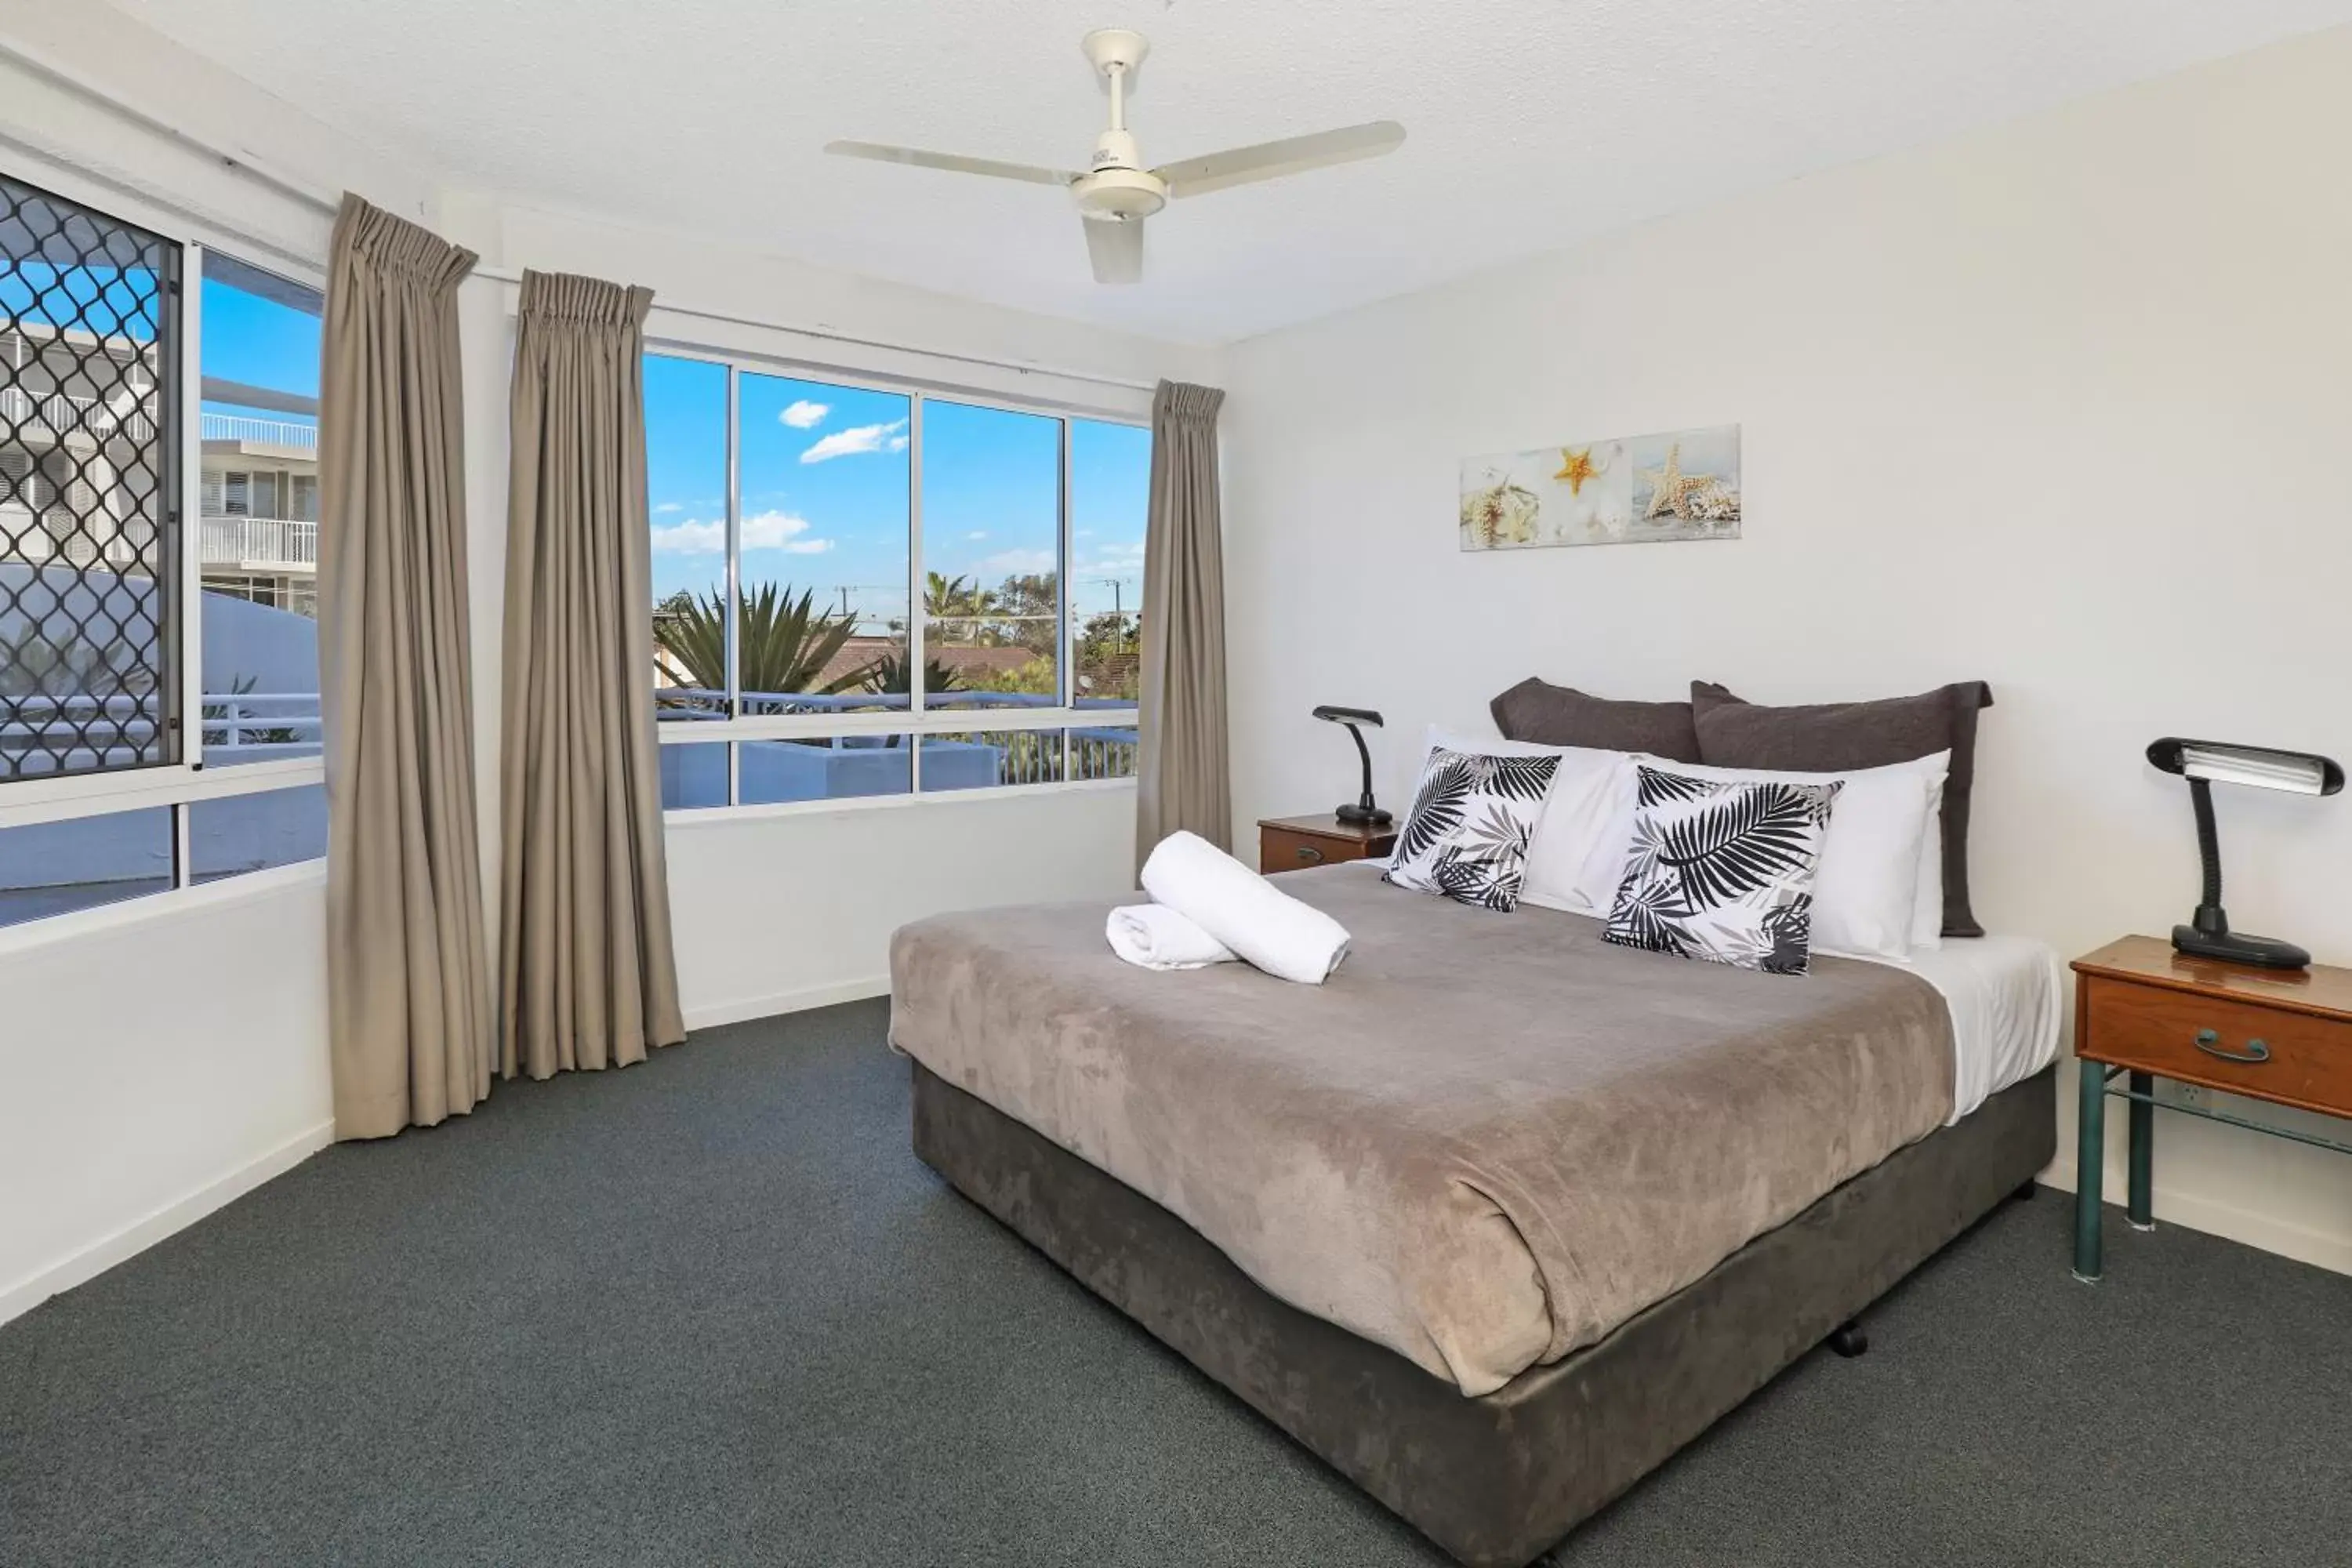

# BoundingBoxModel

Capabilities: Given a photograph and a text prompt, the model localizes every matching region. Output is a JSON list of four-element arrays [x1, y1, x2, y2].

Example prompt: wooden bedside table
[[1258, 815, 1397, 875], [2070, 935, 2352, 1282]]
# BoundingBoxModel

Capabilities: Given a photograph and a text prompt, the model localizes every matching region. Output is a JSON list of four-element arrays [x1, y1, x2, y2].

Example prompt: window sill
[[0, 857, 325, 960], [662, 775, 1136, 829]]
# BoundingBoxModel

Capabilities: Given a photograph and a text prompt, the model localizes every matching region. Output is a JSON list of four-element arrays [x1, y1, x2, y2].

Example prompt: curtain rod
[[472, 264, 1160, 395], [0, 36, 1166, 398]]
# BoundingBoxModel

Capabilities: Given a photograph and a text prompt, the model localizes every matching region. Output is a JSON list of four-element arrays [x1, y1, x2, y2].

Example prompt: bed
[[889, 863, 2058, 1566]]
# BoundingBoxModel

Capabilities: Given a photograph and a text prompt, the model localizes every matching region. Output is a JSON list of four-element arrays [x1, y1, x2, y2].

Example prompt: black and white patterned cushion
[[1384, 746, 1561, 911], [1602, 764, 1842, 975]]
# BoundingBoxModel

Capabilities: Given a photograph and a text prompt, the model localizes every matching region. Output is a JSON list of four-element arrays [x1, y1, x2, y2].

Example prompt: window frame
[[642, 336, 1146, 816], [0, 224, 331, 918]]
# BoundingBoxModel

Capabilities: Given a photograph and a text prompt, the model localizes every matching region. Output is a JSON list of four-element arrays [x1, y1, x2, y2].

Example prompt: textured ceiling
[[101, 0, 2352, 343]]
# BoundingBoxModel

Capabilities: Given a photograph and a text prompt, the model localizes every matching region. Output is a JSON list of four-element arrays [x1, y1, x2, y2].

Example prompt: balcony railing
[[200, 412, 318, 449], [199, 514, 319, 572], [0, 386, 157, 444]]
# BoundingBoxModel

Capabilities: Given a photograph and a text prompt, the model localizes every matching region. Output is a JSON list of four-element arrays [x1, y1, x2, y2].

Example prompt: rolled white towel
[[1138, 830, 1352, 985], [1105, 903, 1237, 971]]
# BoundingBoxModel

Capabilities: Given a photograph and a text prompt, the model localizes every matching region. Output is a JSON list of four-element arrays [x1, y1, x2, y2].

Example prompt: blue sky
[[646, 354, 1149, 634], [198, 272, 320, 423]]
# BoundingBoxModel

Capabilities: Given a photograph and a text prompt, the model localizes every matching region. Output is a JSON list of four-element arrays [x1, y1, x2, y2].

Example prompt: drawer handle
[[2193, 1027, 2271, 1065], [1294, 844, 1326, 865]]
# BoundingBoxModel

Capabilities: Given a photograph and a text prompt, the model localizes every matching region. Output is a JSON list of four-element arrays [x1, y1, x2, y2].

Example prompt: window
[[197, 252, 323, 768], [0, 170, 329, 932], [641, 350, 1150, 808], [1, 171, 180, 783]]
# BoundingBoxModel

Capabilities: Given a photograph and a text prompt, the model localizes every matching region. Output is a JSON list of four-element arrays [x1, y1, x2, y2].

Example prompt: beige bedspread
[[887, 866, 1955, 1396]]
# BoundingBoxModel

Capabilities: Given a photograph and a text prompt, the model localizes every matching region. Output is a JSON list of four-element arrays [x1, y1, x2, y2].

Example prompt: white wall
[[0, 7, 1203, 1323], [0, 870, 333, 1322], [1222, 28, 2352, 1273]]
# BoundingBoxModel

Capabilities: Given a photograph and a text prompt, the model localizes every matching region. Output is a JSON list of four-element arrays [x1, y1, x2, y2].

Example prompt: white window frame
[[0, 231, 329, 902], [644, 337, 1145, 818]]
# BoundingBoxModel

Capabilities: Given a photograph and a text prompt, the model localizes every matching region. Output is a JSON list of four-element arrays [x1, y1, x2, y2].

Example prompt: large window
[[1, 170, 329, 932], [642, 350, 1149, 810]]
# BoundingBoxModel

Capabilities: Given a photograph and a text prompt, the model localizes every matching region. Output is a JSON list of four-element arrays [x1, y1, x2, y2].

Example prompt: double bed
[[890, 862, 2058, 1566]]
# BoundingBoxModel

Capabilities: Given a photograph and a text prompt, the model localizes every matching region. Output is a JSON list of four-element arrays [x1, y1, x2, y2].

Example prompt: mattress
[[889, 866, 1959, 1397]]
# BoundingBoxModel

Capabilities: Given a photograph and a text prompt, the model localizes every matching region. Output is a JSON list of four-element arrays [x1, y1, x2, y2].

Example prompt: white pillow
[[1590, 751, 1951, 961], [1415, 727, 1635, 915]]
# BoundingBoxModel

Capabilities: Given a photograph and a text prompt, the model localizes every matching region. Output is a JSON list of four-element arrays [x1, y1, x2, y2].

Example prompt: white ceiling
[[102, 0, 2352, 344]]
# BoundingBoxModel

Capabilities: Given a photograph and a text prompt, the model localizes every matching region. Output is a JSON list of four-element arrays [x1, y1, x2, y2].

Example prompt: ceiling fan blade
[[1155, 121, 1405, 199], [825, 140, 1075, 187], [1083, 216, 1145, 285]]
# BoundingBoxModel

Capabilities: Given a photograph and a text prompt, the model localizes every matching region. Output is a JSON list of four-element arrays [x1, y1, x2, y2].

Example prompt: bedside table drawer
[[1261, 826, 1349, 873], [2081, 975, 2352, 1115]]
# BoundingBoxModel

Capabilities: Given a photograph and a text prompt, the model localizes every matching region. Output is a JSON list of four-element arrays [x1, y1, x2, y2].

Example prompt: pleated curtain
[[497, 270, 685, 1078], [1134, 380, 1231, 876], [318, 194, 495, 1139]]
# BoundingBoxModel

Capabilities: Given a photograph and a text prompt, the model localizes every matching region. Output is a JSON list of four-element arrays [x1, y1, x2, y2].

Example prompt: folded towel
[[1138, 830, 1352, 985], [1105, 903, 1237, 970]]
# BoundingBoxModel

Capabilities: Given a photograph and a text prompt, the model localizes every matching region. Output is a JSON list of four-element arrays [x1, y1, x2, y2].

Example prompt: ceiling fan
[[826, 29, 1404, 285]]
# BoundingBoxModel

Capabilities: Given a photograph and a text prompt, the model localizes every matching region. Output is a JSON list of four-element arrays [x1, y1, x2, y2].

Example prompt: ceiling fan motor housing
[[1076, 130, 1166, 219]]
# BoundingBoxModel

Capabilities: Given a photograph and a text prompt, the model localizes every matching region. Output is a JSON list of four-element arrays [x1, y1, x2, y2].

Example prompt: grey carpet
[[2, 1000, 2347, 1567]]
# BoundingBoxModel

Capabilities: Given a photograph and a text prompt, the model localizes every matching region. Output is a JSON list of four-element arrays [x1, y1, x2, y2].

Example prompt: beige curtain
[[318, 194, 494, 1140], [498, 270, 684, 1078], [1134, 380, 1229, 876]]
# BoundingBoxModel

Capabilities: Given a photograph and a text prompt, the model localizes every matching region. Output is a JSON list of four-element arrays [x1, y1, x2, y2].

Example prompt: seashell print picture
[[1460, 423, 1740, 550]]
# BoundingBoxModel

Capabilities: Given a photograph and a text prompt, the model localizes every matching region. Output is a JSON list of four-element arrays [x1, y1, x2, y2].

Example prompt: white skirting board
[[681, 975, 891, 1033], [0, 1118, 336, 1328], [2039, 1157, 2352, 1276]]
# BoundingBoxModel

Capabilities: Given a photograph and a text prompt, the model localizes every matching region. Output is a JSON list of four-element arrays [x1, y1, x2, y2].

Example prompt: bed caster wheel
[[2013, 1180, 2037, 1203], [1827, 1320, 1868, 1359]]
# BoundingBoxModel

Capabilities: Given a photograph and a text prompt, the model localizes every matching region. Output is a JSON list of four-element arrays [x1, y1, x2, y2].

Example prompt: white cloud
[[800, 417, 909, 464], [654, 501, 684, 514], [649, 517, 725, 554], [745, 509, 833, 554], [975, 547, 1056, 576], [649, 509, 833, 556], [964, 530, 989, 541], [780, 399, 829, 430]]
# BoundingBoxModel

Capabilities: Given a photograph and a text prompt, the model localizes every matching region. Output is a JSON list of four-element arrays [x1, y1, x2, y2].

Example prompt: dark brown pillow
[[1489, 678, 1701, 761], [1690, 681, 1994, 937]]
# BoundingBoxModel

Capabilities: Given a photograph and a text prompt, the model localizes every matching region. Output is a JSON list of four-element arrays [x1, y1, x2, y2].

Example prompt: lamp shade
[[2146, 738, 2343, 797]]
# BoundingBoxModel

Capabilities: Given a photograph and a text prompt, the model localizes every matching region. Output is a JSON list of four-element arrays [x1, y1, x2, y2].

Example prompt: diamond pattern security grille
[[0, 172, 180, 782]]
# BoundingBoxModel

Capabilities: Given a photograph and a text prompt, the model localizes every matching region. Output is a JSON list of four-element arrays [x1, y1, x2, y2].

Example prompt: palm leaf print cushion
[[1602, 764, 1842, 975], [1385, 747, 1562, 911]]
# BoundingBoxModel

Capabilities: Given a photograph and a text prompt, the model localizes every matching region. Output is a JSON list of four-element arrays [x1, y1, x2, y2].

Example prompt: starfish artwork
[[1639, 443, 1704, 520], [1461, 425, 1738, 551], [1553, 445, 1602, 496]]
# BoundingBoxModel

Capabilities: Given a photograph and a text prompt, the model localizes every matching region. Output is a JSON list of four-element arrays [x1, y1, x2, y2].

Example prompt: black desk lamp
[[2148, 737, 2343, 970], [1313, 706, 1392, 826]]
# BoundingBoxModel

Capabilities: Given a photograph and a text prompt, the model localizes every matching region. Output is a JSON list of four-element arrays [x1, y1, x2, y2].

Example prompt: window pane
[[920, 729, 1065, 791], [1070, 419, 1147, 708], [659, 741, 728, 811], [739, 736, 911, 804], [920, 401, 1059, 712], [2, 172, 177, 782], [1069, 720, 1138, 781], [0, 806, 173, 927], [187, 782, 326, 881], [644, 354, 730, 723], [735, 373, 909, 718], [198, 254, 323, 767]]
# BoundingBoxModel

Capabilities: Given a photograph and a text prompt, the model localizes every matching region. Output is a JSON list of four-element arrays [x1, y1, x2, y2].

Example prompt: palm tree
[[650, 584, 865, 707], [858, 649, 964, 698]]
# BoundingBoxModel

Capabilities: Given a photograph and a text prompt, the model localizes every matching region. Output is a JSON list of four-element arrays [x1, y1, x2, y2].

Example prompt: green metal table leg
[[2073, 1061, 2105, 1283], [2126, 1070, 2154, 1231]]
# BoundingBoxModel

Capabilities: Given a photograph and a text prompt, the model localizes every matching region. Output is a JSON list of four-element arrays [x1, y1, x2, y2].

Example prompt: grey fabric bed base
[[911, 1062, 2056, 1568]]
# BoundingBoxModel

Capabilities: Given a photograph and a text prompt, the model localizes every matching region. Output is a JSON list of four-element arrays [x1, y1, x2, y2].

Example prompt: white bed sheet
[[1857, 935, 2064, 1123], [1353, 859, 2059, 1126]]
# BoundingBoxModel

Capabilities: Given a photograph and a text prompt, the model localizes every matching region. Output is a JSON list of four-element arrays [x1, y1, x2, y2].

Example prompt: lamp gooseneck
[[2187, 775, 2227, 936]]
